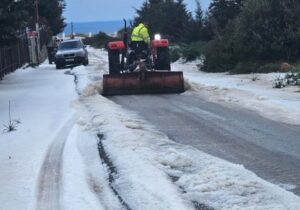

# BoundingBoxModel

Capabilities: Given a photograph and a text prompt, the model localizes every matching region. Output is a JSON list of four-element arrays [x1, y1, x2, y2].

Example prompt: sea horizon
[[64, 20, 124, 35]]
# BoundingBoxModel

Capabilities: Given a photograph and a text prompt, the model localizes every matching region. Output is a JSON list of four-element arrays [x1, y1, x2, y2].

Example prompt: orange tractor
[[102, 20, 184, 96]]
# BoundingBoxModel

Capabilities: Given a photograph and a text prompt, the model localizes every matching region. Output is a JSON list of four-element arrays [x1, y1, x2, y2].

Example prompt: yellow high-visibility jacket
[[131, 23, 150, 44]]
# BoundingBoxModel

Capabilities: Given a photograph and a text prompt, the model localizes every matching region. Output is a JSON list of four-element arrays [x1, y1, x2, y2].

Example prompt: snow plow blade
[[102, 71, 184, 96]]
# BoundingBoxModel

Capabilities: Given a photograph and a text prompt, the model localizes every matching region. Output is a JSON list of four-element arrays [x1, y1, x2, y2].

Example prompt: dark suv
[[55, 39, 89, 69]]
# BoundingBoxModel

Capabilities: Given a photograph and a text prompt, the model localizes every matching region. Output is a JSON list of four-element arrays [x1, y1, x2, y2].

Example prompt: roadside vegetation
[[169, 41, 207, 62], [2, 101, 21, 133], [202, 0, 300, 74], [83, 32, 118, 49], [88, 0, 300, 79]]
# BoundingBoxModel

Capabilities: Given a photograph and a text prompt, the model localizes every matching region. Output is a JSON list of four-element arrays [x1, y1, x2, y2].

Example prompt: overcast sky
[[64, 0, 211, 23]]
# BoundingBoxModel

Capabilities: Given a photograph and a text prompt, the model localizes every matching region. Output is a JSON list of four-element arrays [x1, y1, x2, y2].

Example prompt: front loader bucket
[[102, 71, 184, 96]]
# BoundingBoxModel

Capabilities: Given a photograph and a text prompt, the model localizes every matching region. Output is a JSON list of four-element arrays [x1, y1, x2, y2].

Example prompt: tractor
[[102, 20, 184, 96]]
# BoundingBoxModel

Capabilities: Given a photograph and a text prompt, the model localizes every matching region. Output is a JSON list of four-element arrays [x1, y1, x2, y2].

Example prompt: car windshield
[[58, 41, 82, 50]]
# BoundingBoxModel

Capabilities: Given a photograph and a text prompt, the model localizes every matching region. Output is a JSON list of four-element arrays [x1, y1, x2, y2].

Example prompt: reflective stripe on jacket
[[131, 23, 150, 44]]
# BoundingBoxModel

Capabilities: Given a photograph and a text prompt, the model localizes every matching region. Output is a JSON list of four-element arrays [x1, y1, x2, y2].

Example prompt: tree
[[204, 0, 244, 40], [236, 0, 300, 62], [134, 0, 192, 43], [0, 0, 31, 44], [203, 0, 300, 73], [39, 0, 66, 35], [188, 0, 204, 42], [0, 0, 66, 44]]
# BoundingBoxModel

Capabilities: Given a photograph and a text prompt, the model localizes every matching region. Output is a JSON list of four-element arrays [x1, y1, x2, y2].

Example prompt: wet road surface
[[110, 94, 300, 195]]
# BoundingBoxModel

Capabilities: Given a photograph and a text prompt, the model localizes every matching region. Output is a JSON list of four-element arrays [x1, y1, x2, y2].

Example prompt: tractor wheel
[[156, 47, 171, 71], [108, 49, 120, 74]]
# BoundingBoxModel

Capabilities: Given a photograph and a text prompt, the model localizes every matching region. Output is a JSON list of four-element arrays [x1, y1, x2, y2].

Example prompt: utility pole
[[71, 22, 74, 39], [35, 0, 41, 63]]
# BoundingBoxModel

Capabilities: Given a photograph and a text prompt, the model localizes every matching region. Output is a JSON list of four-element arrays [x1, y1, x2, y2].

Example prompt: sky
[[64, 0, 211, 23]]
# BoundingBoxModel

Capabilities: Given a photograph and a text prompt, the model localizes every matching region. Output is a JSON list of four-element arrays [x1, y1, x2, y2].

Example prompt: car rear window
[[58, 41, 82, 50]]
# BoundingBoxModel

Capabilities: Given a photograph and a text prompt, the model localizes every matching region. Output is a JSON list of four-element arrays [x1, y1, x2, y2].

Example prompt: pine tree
[[0, 0, 31, 44], [188, 0, 204, 42], [235, 0, 300, 62], [0, 0, 66, 44], [203, 0, 300, 73], [204, 0, 244, 40], [134, 0, 192, 43], [39, 0, 66, 35]]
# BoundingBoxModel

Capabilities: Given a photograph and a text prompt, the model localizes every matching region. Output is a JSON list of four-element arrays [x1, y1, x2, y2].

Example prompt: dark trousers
[[130, 41, 148, 55], [127, 41, 151, 71]]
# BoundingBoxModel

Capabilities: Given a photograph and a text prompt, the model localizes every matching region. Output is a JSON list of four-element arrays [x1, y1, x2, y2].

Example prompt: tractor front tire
[[108, 50, 120, 74], [156, 47, 171, 71]]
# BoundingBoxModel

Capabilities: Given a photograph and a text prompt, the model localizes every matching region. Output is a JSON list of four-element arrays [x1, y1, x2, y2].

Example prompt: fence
[[0, 36, 30, 80]]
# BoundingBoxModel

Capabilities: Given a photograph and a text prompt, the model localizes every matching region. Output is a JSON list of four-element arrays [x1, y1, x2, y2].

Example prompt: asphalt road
[[109, 94, 300, 195]]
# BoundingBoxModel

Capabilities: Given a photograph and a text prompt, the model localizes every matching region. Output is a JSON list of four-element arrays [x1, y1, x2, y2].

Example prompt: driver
[[130, 21, 150, 53], [127, 21, 151, 71]]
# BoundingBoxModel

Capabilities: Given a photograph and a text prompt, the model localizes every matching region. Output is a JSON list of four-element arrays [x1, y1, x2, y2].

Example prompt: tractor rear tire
[[108, 49, 120, 74], [156, 47, 171, 71]]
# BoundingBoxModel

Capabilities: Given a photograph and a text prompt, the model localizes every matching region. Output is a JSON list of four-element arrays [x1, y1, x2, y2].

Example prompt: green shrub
[[256, 63, 281, 73], [202, 39, 236, 72], [169, 41, 207, 63], [83, 32, 119, 49], [291, 63, 300, 73], [230, 62, 300, 74], [230, 61, 262, 74], [169, 46, 181, 62], [181, 41, 207, 62], [285, 72, 300, 86], [231, 62, 283, 74]]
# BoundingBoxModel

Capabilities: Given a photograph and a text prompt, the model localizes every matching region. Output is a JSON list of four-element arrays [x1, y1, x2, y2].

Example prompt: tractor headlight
[[154, 34, 161, 40]]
